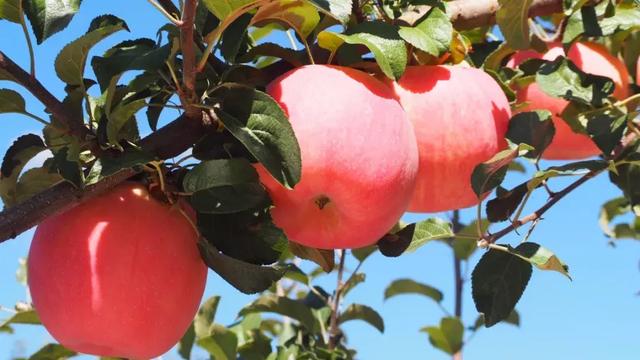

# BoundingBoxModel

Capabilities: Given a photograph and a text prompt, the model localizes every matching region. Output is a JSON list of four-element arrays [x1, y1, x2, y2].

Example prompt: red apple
[[508, 42, 630, 160], [386, 65, 512, 213], [28, 183, 207, 359], [257, 65, 419, 249]]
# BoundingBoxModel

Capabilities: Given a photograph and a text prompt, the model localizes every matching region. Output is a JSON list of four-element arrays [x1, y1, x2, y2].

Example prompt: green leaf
[[250, 0, 320, 39], [0, 88, 26, 114], [84, 147, 154, 186], [184, 158, 260, 192], [528, 160, 607, 191], [421, 317, 464, 355], [599, 3, 640, 35], [195, 296, 222, 339], [24, 0, 82, 43], [338, 304, 384, 333], [398, 7, 452, 57], [496, 0, 533, 49], [0, 0, 21, 23], [178, 323, 196, 360], [317, 21, 407, 80], [599, 197, 635, 238], [351, 245, 377, 262], [0, 309, 40, 328], [384, 278, 443, 303], [610, 163, 640, 208], [202, 0, 254, 21], [55, 15, 129, 86], [288, 242, 334, 272], [239, 294, 317, 332], [91, 38, 170, 91], [106, 98, 146, 150], [0, 134, 46, 207], [584, 106, 628, 155], [307, 0, 351, 24], [471, 309, 520, 331], [486, 183, 529, 223], [506, 110, 555, 159], [472, 246, 532, 327], [471, 146, 526, 197], [213, 84, 301, 189], [342, 272, 366, 296], [379, 218, 453, 256], [536, 57, 615, 107], [185, 158, 268, 214], [407, 218, 455, 252], [49, 147, 83, 187], [14, 167, 63, 204], [197, 324, 238, 360], [198, 240, 287, 294], [28, 343, 76, 360], [512, 242, 571, 279], [198, 209, 284, 265]]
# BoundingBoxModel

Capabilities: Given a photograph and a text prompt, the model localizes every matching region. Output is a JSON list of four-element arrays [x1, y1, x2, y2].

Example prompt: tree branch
[[180, 0, 198, 115], [0, 112, 207, 243], [398, 0, 564, 28], [0, 52, 95, 148]]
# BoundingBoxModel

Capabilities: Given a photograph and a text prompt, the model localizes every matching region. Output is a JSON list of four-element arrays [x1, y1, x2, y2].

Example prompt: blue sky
[[0, 1, 639, 359]]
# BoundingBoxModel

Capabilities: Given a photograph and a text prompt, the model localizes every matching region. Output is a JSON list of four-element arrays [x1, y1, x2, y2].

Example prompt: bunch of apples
[[26, 41, 631, 358]]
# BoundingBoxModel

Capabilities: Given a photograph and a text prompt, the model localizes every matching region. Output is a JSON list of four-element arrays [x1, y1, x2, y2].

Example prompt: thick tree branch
[[399, 0, 564, 28], [0, 112, 206, 243], [0, 52, 95, 147]]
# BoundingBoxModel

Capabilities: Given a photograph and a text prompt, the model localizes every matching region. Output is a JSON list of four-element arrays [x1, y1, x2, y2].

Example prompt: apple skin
[[386, 65, 512, 213], [28, 183, 207, 359], [508, 42, 630, 160], [257, 65, 419, 249]]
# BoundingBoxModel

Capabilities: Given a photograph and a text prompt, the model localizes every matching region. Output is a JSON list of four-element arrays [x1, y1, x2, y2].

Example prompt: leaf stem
[[18, 9, 35, 77], [22, 111, 50, 126]]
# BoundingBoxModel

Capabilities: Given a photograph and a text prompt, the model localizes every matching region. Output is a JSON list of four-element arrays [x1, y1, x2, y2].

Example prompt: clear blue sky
[[1, 2, 639, 359]]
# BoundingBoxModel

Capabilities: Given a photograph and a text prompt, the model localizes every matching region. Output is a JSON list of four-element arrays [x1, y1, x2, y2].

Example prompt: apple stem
[[328, 249, 346, 350]]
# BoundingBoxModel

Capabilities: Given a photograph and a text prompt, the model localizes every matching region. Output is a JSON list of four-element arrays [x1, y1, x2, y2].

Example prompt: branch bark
[[399, 0, 564, 28], [180, 0, 198, 115]]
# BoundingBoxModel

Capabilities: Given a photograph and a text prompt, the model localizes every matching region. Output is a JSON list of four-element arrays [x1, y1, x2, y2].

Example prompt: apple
[[508, 42, 630, 160], [28, 183, 207, 359], [386, 65, 512, 213], [257, 65, 419, 249]]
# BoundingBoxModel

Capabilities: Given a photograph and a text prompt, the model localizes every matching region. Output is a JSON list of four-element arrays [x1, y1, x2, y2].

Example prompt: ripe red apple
[[257, 65, 419, 249], [508, 42, 630, 160], [28, 183, 207, 359], [386, 65, 512, 213]]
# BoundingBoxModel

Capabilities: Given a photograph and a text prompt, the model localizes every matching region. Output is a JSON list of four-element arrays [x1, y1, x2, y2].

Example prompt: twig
[[451, 210, 463, 360], [180, 0, 199, 116], [482, 168, 602, 245], [328, 249, 346, 350]]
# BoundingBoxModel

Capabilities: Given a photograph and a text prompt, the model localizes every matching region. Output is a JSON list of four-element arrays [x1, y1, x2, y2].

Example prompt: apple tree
[[0, 0, 639, 358]]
